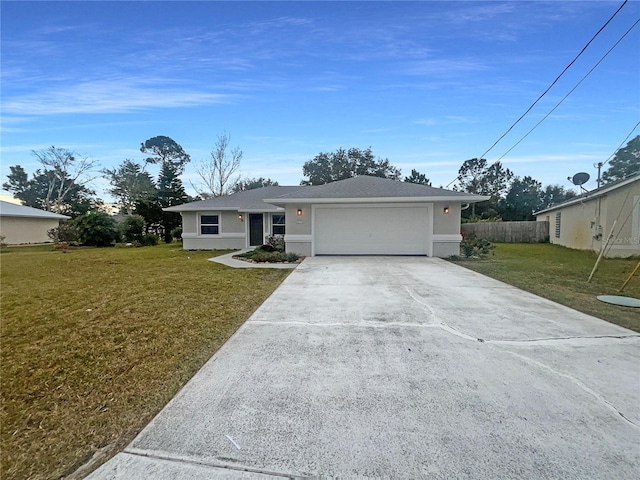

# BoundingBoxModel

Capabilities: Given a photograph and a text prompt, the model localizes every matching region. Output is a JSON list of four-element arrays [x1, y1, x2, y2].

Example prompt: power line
[[601, 121, 640, 168], [478, 0, 629, 160], [495, 18, 640, 163]]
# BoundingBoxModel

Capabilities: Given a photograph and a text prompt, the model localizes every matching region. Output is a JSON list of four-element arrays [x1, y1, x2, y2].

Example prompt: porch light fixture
[[443, 206, 450, 214], [296, 209, 303, 216], [238, 214, 244, 221]]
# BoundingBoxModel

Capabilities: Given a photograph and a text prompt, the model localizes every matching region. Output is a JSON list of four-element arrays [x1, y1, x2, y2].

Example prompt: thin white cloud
[[2, 78, 241, 116]]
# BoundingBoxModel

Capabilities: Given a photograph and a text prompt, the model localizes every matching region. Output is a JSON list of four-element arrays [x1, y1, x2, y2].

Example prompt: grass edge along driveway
[[0, 244, 291, 480], [449, 243, 640, 333]]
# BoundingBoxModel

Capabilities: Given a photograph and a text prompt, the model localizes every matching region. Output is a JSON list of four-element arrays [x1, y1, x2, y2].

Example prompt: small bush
[[170, 227, 182, 241], [73, 212, 120, 247], [260, 244, 275, 252], [47, 222, 79, 244], [141, 233, 159, 246], [119, 215, 145, 243], [265, 235, 285, 252], [235, 248, 299, 263], [459, 231, 494, 258]]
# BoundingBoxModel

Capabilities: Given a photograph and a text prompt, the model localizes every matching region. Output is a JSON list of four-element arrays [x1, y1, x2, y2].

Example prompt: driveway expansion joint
[[123, 448, 301, 478]]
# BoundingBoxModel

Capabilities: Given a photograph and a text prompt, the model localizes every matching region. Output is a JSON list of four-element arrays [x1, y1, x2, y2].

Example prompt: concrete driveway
[[88, 256, 640, 479]]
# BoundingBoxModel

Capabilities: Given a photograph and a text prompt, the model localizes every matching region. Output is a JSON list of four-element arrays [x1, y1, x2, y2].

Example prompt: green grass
[[0, 243, 290, 479], [449, 243, 640, 332]]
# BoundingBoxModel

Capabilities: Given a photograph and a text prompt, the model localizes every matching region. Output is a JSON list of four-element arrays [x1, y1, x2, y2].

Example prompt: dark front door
[[249, 214, 264, 246]]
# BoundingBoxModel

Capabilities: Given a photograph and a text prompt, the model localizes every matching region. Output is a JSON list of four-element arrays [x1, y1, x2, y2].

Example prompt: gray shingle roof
[[0, 201, 70, 219], [267, 176, 489, 202], [163, 186, 303, 212], [165, 176, 489, 212]]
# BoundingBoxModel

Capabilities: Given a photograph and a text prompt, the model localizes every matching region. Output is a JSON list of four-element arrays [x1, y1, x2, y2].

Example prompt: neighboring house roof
[[534, 173, 640, 216], [0, 201, 70, 219], [163, 186, 303, 213], [265, 175, 490, 204]]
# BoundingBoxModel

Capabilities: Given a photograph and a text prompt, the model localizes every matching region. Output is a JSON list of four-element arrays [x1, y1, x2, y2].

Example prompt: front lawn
[[449, 243, 640, 332], [0, 244, 290, 479]]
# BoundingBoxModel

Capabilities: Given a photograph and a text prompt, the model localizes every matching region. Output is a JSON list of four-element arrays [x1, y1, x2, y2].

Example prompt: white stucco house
[[534, 174, 640, 258], [0, 201, 70, 244], [165, 176, 488, 258]]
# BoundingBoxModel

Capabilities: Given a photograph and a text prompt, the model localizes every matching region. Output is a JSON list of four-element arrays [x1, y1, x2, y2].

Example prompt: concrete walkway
[[88, 256, 640, 479], [209, 249, 299, 269]]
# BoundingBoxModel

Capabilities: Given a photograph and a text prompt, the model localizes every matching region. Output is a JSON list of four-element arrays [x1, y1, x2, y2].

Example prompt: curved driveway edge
[[88, 256, 640, 479]]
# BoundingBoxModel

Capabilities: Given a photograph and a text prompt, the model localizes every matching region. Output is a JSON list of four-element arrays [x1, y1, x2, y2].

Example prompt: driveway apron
[[88, 256, 640, 479]]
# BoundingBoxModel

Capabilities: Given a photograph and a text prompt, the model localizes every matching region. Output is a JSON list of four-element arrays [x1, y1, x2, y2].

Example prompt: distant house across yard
[[534, 174, 640, 258], [0, 201, 70, 245]]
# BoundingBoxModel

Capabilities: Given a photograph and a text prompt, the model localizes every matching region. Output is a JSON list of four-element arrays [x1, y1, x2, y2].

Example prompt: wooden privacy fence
[[461, 221, 549, 243]]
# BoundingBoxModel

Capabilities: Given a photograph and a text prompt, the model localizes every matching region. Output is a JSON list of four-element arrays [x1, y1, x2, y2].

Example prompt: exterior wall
[[181, 210, 246, 250], [536, 180, 640, 258], [0, 216, 61, 244], [283, 201, 466, 258], [603, 186, 640, 257], [432, 201, 462, 257], [284, 203, 312, 256]]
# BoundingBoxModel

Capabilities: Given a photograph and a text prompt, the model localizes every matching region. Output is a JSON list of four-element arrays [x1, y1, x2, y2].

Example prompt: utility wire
[[601, 120, 640, 168], [495, 18, 640, 163], [478, 0, 629, 160]]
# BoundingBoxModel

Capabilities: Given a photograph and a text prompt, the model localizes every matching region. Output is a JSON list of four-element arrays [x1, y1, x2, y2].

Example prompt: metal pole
[[619, 260, 640, 292]]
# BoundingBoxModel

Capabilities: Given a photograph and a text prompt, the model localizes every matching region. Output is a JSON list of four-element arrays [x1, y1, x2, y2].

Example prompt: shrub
[[47, 222, 79, 244], [260, 244, 275, 252], [170, 227, 182, 242], [119, 215, 145, 243], [73, 212, 120, 247], [235, 248, 299, 263], [460, 231, 494, 258], [265, 235, 285, 252], [141, 233, 159, 246]]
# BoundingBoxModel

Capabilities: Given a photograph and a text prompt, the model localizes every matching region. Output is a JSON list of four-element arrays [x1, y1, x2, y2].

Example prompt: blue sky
[[2, 0, 639, 200]]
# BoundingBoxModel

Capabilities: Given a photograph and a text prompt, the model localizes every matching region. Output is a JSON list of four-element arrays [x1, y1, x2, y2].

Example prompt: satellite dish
[[571, 172, 590, 186]]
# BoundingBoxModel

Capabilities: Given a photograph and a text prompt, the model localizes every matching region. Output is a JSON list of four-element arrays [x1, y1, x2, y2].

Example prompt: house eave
[[534, 175, 640, 216], [264, 195, 490, 205]]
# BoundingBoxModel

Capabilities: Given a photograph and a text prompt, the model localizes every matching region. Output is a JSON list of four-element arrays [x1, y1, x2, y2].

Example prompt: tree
[[193, 132, 243, 197], [3, 147, 98, 215], [3, 164, 98, 217], [140, 136, 191, 175], [157, 162, 189, 243], [500, 176, 543, 221], [456, 158, 488, 196], [404, 169, 431, 185], [540, 185, 576, 209], [456, 158, 513, 219], [602, 135, 640, 184], [103, 160, 156, 214], [233, 177, 279, 192], [301, 147, 401, 185]]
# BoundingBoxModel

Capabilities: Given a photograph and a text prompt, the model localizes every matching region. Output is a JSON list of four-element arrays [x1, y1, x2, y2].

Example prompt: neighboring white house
[[534, 174, 640, 258], [164, 175, 489, 258], [0, 201, 70, 245]]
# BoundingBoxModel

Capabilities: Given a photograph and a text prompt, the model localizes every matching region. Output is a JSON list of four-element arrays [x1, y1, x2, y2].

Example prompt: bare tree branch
[[193, 132, 243, 197], [31, 146, 99, 212]]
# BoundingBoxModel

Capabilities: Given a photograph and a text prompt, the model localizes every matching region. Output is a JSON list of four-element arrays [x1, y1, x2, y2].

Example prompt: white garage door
[[314, 205, 431, 255]]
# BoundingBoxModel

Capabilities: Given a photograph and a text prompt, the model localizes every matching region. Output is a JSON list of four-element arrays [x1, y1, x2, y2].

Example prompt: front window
[[200, 214, 219, 235], [272, 214, 285, 235]]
